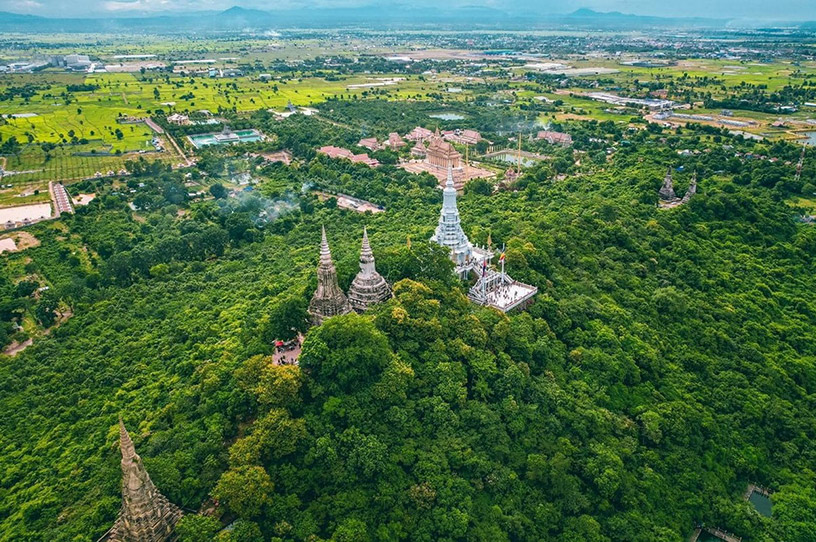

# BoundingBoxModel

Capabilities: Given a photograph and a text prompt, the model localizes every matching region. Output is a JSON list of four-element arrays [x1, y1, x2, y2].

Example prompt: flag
[[499, 252, 506, 262]]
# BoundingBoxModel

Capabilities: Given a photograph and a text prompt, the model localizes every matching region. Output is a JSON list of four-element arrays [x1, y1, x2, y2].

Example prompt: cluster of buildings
[[308, 227, 392, 325], [587, 92, 676, 111], [49, 182, 73, 217], [308, 166, 538, 321], [1, 60, 49, 73], [317, 146, 380, 167], [47, 54, 93, 71], [166, 113, 191, 125], [400, 127, 494, 190], [0, 54, 90, 73], [208, 67, 242, 78], [357, 132, 406, 151]]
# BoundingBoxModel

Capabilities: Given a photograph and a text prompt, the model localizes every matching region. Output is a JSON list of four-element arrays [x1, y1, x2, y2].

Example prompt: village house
[[537, 130, 573, 146]]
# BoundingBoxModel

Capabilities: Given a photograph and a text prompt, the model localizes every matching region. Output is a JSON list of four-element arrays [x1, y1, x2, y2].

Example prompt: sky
[[2, 0, 816, 20]]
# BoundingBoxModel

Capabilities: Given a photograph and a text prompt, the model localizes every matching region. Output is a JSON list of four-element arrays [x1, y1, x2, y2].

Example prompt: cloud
[[8, 0, 43, 9], [2, 0, 816, 20]]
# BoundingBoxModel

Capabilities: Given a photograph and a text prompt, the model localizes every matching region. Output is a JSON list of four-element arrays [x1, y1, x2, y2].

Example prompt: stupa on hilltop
[[308, 226, 352, 325], [431, 166, 493, 278], [347, 227, 392, 312], [103, 419, 182, 542], [681, 173, 697, 204], [659, 167, 698, 209], [430, 166, 537, 312], [658, 166, 678, 201]]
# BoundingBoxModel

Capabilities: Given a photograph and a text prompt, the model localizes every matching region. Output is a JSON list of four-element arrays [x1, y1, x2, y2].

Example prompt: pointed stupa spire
[[308, 226, 352, 325], [119, 417, 136, 462], [431, 165, 473, 269], [361, 226, 372, 258], [446, 164, 455, 188], [106, 418, 182, 542], [319, 225, 332, 263], [659, 166, 677, 201], [348, 227, 392, 313]]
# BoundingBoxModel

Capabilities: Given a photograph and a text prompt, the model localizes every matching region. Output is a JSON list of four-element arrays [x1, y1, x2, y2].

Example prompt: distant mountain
[[562, 8, 725, 28], [0, 5, 809, 33]]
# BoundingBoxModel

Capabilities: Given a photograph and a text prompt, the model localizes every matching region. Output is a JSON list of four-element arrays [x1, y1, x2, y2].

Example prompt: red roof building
[[405, 126, 434, 142], [358, 137, 381, 151], [536, 131, 573, 146], [384, 132, 406, 149]]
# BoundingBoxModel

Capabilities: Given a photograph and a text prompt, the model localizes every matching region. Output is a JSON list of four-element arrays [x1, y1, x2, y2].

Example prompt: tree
[[176, 515, 221, 542], [216, 520, 263, 542], [261, 295, 308, 343], [299, 313, 393, 396], [464, 178, 492, 196], [212, 466, 274, 518], [209, 183, 227, 200]]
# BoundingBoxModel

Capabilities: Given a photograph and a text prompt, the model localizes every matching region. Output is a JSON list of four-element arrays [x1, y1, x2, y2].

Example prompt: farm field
[[0, 70, 467, 193]]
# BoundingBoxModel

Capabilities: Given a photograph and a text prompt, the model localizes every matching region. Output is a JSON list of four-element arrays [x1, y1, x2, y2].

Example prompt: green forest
[[1, 104, 816, 542]]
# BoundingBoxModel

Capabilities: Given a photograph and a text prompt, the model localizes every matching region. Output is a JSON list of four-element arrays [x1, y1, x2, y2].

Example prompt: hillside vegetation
[[1, 120, 816, 542]]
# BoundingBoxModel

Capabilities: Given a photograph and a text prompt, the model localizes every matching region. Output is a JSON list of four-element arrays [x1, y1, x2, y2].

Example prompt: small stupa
[[658, 166, 677, 201], [680, 173, 697, 204], [347, 227, 392, 312], [308, 226, 352, 325], [105, 419, 182, 542]]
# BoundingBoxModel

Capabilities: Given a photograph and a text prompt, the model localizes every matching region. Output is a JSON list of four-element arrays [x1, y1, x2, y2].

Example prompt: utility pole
[[795, 142, 806, 184]]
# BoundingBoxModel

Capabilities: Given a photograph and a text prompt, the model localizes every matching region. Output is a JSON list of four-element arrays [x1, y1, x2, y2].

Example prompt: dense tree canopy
[[1, 103, 815, 542]]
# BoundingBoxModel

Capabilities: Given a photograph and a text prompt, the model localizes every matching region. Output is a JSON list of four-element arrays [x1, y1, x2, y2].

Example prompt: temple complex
[[347, 227, 392, 312], [426, 128, 463, 170], [431, 167, 537, 312], [308, 227, 352, 325], [103, 419, 182, 542], [400, 128, 494, 190]]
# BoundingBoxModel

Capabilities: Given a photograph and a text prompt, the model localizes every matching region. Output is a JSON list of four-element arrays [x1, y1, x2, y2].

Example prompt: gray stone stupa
[[681, 172, 697, 204], [659, 166, 677, 201], [308, 226, 352, 325], [347, 227, 392, 312], [104, 419, 182, 542]]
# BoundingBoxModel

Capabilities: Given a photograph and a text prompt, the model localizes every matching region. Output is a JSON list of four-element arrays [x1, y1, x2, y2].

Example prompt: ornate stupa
[[431, 166, 476, 273], [681, 172, 697, 204], [659, 166, 677, 201], [105, 419, 182, 542], [347, 227, 392, 312], [308, 226, 352, 325]]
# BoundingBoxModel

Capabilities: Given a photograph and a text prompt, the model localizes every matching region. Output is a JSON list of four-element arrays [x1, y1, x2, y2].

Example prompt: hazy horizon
[[2, 0, 816, 21]]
